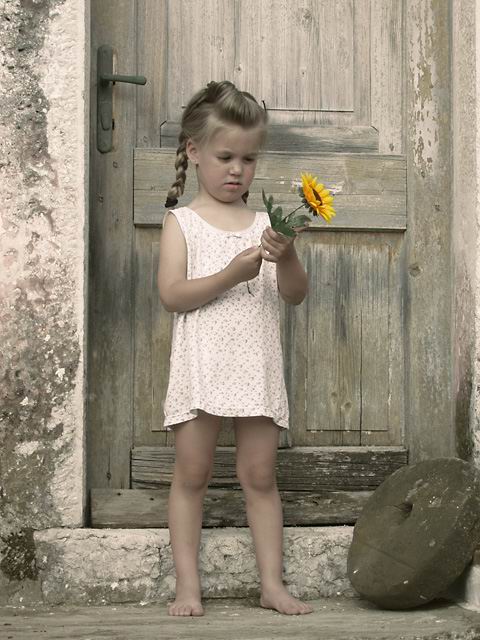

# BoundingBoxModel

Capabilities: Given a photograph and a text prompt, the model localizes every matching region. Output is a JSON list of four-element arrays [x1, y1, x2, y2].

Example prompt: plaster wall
[[0, 0, 88, 604]]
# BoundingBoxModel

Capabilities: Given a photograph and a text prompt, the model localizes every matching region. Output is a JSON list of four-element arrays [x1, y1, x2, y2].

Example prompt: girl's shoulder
[[163, 207, 191, 234], [165, 205, 192, 221]]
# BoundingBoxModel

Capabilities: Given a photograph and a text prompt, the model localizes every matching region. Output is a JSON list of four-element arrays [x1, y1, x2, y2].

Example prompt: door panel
[[88, 0, 137, 490], [133, 149, 406, 450]]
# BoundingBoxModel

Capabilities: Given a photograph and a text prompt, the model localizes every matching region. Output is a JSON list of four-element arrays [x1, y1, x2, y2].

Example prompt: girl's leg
[[234, 416, 314, 615], [168, 409, 222, 616]]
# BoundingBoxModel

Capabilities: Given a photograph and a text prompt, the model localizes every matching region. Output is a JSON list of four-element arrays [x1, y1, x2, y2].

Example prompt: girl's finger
[[262, 236, 280, 256], [267, 228, 292, 245], [260, 244, 278, 262], [262, 232, 286, 253], [293, 225, 309, 233]]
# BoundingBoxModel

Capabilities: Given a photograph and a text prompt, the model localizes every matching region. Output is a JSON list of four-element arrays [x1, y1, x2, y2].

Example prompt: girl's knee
[[174, 462, 212, 491], [236, 463, 277, 492]]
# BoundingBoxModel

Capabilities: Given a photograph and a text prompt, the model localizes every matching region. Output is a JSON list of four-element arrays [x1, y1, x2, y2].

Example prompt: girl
[[158, 80, 311, 617]]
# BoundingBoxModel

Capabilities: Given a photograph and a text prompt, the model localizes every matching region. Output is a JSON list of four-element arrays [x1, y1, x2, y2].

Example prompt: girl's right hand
[[226, 246, 262, 286]]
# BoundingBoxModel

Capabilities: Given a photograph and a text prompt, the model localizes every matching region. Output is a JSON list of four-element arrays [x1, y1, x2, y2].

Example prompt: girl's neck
[[189, 195, 247, 213]]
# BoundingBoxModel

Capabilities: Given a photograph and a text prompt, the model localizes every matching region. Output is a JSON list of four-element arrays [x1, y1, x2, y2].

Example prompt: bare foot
[[168, 586, 204, 616], [260, 585, 314, 615]]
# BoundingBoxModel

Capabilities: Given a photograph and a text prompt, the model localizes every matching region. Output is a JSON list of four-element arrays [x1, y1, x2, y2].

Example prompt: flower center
[[311, 187, 323, 205]]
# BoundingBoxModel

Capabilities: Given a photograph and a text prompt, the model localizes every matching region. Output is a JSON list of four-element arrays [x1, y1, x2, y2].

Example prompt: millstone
[[347, 457, 480, 609]]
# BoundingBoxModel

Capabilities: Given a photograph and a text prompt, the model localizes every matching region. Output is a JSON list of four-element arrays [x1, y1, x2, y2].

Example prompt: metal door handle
[[100, 73, 147, 86], [97, 45, 147, 153]]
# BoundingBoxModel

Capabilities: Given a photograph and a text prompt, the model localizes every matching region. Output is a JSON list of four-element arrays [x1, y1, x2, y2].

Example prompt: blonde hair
[[164, 80, 268, 208]]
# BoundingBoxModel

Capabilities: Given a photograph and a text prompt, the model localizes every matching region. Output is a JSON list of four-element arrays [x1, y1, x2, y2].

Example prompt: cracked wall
[[0, 0, 88, 604]]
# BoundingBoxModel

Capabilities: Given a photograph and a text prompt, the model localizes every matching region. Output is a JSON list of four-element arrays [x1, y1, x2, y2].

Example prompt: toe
[[192, 605, 204, 616]]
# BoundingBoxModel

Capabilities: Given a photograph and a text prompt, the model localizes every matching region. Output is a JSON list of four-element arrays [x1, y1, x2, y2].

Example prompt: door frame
[[86, 0, 456, 506]]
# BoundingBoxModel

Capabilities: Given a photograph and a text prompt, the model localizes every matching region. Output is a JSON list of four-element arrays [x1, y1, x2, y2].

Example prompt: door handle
[[97, 45, 147, 153]]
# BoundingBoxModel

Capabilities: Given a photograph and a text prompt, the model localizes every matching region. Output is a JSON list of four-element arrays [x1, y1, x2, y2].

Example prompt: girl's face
[[186, 124, 264, 205]]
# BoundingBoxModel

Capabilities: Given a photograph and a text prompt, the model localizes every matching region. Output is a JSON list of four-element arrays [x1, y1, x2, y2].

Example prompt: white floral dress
[[162, 206, 289, 430]]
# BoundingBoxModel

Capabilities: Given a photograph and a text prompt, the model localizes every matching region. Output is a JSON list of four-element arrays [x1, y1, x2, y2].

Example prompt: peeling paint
[[408, 1, 443, 177], [403, 0, 457, 461]]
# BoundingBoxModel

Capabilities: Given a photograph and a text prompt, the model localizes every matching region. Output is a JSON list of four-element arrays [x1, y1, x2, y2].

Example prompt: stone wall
[[0, 0, 88, 604]]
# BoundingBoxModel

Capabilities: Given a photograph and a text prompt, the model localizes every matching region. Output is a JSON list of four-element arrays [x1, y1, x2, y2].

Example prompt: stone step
[[33, 526, 479, 612]]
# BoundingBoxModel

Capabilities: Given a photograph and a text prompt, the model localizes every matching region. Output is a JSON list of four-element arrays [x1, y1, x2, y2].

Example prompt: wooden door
[[88, 0, 454, 528]]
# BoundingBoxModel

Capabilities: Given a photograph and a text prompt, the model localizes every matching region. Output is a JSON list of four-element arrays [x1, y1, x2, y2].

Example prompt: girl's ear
[[186, 138, 199, 164]]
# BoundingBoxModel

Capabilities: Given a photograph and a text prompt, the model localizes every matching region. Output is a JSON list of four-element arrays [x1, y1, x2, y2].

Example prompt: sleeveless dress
[[161, 206, 290, 431]]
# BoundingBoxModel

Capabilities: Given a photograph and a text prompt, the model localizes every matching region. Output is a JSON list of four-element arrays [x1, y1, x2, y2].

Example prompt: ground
[[1, 596, 480, 640]]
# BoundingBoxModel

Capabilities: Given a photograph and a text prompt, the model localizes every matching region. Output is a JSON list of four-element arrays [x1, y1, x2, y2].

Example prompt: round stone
[[347, 457, 480, 609]]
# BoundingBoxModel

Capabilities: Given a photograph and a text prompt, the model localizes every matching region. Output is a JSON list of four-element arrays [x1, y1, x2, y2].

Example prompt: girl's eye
[[218, 156, 256, 162]]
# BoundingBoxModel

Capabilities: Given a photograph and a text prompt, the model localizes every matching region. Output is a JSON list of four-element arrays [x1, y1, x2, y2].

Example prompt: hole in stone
[[394, 501, 413, 515]]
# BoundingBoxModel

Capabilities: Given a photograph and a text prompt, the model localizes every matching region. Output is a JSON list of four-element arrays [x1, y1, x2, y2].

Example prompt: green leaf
[[289, 214, 312, 227], [274, 220, 296, 237], [262, 189, 273, 213], [271, 206, 283, 225], [262, 189, 270, 212]]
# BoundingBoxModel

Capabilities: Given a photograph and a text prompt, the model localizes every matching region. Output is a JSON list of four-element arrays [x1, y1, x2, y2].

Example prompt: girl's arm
[[162, 270, 238, 313], [158, 212, 238, 313], [276, 244, 308, 305]]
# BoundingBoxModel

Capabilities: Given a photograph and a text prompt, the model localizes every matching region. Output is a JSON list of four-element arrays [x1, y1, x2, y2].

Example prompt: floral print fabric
[[162, 206, 289, 430]]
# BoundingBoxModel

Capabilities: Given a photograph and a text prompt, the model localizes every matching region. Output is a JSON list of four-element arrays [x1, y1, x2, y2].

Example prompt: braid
[[164, 135, 189, 208]]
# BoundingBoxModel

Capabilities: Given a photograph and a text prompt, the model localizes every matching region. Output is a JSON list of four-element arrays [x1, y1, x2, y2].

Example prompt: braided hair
[[164, 80, 268, 208]]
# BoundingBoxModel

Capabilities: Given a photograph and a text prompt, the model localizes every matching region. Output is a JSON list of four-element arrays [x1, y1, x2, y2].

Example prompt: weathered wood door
[[88, 1, 455, 528]]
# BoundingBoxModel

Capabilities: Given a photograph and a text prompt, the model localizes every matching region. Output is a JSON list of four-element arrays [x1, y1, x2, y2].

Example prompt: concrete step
[[33, 526, 480, 614], [33, 526, 355, 605], [3, 597, 480, 640]]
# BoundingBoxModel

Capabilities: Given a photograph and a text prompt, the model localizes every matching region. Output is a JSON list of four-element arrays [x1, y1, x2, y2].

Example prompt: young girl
[[158, 80, 311, 617]]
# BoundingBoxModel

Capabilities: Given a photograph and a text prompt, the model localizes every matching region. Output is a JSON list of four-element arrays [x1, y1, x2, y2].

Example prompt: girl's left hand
[[259, 224, 309, 263]]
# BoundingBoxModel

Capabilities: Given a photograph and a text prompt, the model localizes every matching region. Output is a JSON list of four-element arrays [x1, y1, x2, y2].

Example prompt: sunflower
[[300, 173, 336, 223], [261, 171, 336, 242]]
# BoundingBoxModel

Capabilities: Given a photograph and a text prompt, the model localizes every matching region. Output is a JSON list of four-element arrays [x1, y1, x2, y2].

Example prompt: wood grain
[[91, 487, 374, 527], [88, 0, 137, 489], [131, 445, 408, 489], [134, 149, 407, 231]]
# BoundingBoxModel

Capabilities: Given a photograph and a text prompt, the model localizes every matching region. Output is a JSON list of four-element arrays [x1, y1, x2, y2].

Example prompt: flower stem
[[284, 203, 305, 223]]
